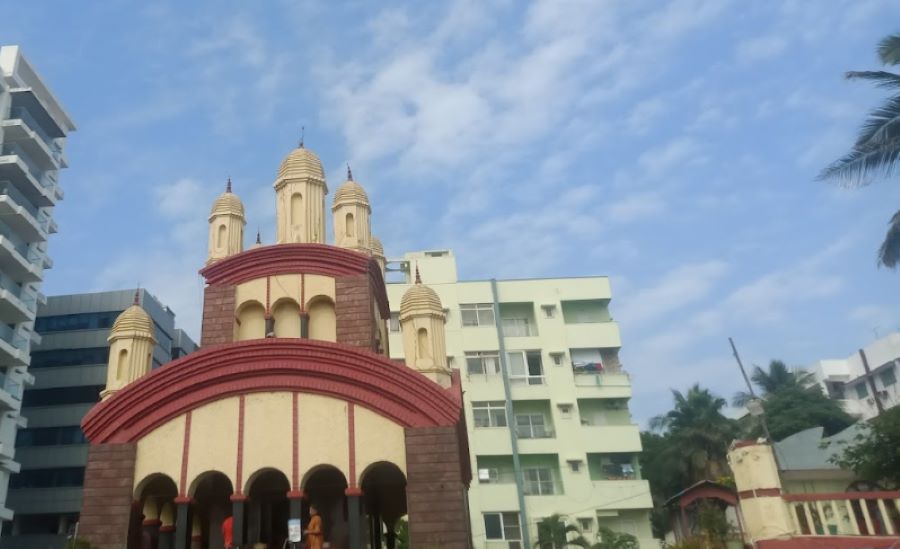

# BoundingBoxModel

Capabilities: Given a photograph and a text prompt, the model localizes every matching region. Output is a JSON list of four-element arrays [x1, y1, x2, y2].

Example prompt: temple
[[77, 144, 472, 549]]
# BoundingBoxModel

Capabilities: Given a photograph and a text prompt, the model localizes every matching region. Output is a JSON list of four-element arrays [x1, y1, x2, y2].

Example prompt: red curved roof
[[82, 339, 462, 443], [199, 243, 389, 317]]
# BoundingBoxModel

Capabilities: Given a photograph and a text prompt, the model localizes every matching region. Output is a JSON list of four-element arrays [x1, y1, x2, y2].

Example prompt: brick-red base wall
[[335, 275, 375, 350], [79, 443, 138, 549], [201, 284, 235, 347], [405, 426, 472, 548]]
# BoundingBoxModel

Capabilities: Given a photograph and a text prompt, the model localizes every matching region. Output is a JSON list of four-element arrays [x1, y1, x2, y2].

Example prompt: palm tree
[[534, 514, 588, 548], [819, 33, 900, 268], [650, 384, 737, 482], [732, 359, 815, 406]]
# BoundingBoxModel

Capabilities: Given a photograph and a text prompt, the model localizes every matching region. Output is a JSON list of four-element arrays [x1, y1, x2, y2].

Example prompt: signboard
[[288, 518, 303, 543]]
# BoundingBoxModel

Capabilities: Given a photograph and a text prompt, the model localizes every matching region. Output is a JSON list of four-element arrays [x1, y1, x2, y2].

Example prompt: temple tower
[[207, 178, 245, 264], [274, 144, 327, 244], [399, 268, 450, 387], [100, 291, 157, 400], [332, 165, 371, 252], [370, 235, 386, 274]]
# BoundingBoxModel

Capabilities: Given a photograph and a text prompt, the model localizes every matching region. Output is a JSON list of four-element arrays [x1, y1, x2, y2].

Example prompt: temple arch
[[189, 470, 233, 549], [272, 298, 301, 338], [303, 465, 350, 548], [290, 193, 303, 226], [245, 468, 291, 547], [360, 462, 407, 549], [307, 295, 336, 342], [133, 473, 178, 549], [235, 300, 266, 341]]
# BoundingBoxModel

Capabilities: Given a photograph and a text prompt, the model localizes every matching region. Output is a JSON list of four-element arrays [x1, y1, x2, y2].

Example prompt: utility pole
[[858, 348, 885, 417], [728, 338, 781, 471]]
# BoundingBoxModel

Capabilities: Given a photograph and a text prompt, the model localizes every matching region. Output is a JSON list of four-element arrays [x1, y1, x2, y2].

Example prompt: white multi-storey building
[[387, 250, 653, 548], [809, 332, 900, 420], [0, 45, 74, 525]]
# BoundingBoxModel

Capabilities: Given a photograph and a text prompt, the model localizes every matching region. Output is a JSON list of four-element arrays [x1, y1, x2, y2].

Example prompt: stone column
[[190, 513, 202, 549], [287, 490, 304, 521], [346, 488, 364, 549], [142, 519, 161, 549], [300, 312, 310, 338], [158, 502, 175, 549], [174, 497, 191, 549], [728, 440, 794, 543], [231, 494, 247, 547]]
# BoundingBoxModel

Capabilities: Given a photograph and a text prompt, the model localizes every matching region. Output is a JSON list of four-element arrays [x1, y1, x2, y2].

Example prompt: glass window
[[472, 401, 507, 427], [35, 311, 121, 333], [484, 512, 521, 545], [880, 367, 897, 387], [466, 351, 500, 376], [523, 468, 555, 495], [508, 351, 544, 385], [501, 317, 533, 337], [9, 467, 85, 488], [460, 304, 495, 327], [22, 385, 103, 407], [30, 347, 109, 368], [389, 312, 400, 332], [516, 414, 550, 438], [16, 426, 87, 447], [855, 383, 869, 399]]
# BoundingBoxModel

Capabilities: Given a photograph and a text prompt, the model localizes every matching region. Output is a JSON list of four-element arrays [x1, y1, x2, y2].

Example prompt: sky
[[2, 0, 900, 425]]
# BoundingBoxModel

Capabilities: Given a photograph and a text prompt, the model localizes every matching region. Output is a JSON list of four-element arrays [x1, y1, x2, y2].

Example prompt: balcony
[[1, 108, 65, 169], [0, 324, 30, 366], [0, 183, 50, 242], [0, 234, 43, 282], [565, 321, 621, 348], [573, 372, 633, 399], [0, 370, 24, 410], [581, 425, 642, 453], [0, 143, 58, 206], [590, 479, 653, 510]]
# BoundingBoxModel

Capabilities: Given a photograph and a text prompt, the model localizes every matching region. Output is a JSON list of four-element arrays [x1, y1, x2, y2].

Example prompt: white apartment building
[[809, 332, 900, 420], [0, 46, 74, 525], [386, 250, 653, 548]]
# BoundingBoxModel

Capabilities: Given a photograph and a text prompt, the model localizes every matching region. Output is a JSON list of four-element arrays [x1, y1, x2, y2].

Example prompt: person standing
[[304, 506, 324, 549], [221, 514, 234, 549]]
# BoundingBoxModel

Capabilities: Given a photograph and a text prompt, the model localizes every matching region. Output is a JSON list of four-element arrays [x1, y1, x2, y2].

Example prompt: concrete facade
[[2, 289, 195, 549], [0, 45, 75, 527], [809, 332, 900, 420], [386, 250, 654, 548]]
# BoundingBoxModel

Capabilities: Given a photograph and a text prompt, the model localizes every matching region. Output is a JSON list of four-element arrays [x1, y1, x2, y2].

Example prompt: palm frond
[[846, 71, 900, 89], [878, 209, 900, 268], [732, 390, 753, 407], [878, 34, 900, 65], [817, 136, 900, 186], [850, 95, 900, 149]]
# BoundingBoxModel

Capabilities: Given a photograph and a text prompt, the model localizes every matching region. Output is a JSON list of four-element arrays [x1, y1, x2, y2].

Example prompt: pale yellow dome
[[400, 275, 443, 319], [111, 304, 154, 337], [277, 146, 325, 183], [210, 190, 245, 219], [370, 236, 384, 257], [333, 179, 369, 206]]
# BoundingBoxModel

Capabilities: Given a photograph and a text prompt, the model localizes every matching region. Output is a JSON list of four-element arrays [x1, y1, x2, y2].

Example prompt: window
[[35, 311, 121, 333], [484, 512, 521, 547], [557, 403, 573, 419], [389, 312, 400, 332], [461, 303, 495, 327], [523, 468, 555, 495], [478, 468, 499, 483], [16, 426, 87, 447], [880, 367, 897, 387], [466, 351, 500, 375], [22, 385, 103, 407], [501, 317, 535, 337], [550, 352, 565, 366], [855, 383, 869, 399], [9, 467, 85, 488], [516, 414, 551, 438], [597, 454, 637, 480], [567, 460, 583, 473], [30, 347, 109, 368], [508, 351, 544, 385], [577, 518, 593, 533], [472, 401, 507, 427], [541, 304, 557, 318]]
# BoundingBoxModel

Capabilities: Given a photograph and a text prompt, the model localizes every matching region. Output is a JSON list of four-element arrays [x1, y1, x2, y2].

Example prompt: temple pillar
[[142, 518, 161, 549], [300, 312, 310, 338], [158, 502, 175, 549], [231, 494, 247, 547], [287, 490, 304, 521], [346, 488, 363, 549], [174, 498, 190, 549]]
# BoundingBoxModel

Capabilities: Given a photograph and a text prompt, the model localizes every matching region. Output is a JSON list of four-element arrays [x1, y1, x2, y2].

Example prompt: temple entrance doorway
[[190, 471, 233, 549], [131, 473, 179, 549], [303, 465, 349, 548], [246, 468, 291, 547], [361, 462, 407, 549]]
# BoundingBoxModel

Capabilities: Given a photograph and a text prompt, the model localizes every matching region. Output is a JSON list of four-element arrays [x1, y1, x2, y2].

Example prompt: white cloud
[[606, 192, 667, 224], [626, 97, 667, 135], [736, 34, 788, 63], [638, 137, 706, 179]]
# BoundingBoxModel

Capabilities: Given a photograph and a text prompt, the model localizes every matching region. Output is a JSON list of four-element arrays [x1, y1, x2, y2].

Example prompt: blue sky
[[3, 0, 900, 424]]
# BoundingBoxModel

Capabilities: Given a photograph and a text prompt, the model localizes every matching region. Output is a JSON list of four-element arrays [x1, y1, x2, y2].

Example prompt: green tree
[[734, 360, 855, 440], [535, 514, 588, 548], [830, 406, 900, 488], [819, 33, 900, 268], [394, 519, 409, 549], [591, 527, 639, 549], [650, 384, 738, 483]]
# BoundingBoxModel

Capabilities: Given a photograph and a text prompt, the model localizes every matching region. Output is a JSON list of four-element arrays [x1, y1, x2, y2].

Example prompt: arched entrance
[[246, 468, 291, 547], [189, 471, 233, 549], [132, 473, 179, 549], [303, 466, 349, 548], [361, 462, 407, 549]]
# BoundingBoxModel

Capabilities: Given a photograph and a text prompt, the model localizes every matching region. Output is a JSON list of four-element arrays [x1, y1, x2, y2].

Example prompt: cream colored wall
[[133, 392, 410, 496], [728, 443, 795, 541], [276, 180, 326, 244], [234, 275, 337, 315], [207, 213, 244, 263], [333, 202, 371, 251], [103, 335, 155, 400], [233, 275, 338, 341]]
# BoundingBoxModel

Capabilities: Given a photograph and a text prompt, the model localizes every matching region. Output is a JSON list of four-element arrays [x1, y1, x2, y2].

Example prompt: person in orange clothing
[[221, 514, 234, 549], [304, 505, 324, 549]]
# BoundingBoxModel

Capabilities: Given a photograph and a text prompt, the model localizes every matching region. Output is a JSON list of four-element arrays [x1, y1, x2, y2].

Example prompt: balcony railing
[[0, 371, 23, 401], [0, 323, 30, 353], [0, 275, 36, 313], [573, 371, 631, 387], [516, 425, 554, 439], [0, 143, 57, 190], [785, 491, 900, 537], [8, 107, 63, 161]]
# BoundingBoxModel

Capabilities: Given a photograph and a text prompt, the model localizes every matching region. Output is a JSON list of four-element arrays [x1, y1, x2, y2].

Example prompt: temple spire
[[415, 263, 421, 284], [226, 176, 232, 193], [133, 287, 140, 306], [347, 163, 353, 181], [256, 229, 261, 245], [299, 126, 305, 148]]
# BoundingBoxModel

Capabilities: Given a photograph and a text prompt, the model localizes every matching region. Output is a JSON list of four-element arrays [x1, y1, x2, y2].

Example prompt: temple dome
[[276, 146, 325, 183], [209, 189, 245, 219], [400, 279, 443, 319], [370, 236, 384, 257], [333, 179, 369, 206], [111, 304, 154, 338]]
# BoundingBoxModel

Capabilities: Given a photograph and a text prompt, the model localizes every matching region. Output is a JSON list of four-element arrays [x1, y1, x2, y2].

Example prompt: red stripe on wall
[[236, 395, 245, 494], [300, 274, 306, 313], [265, 276, 271, 316], [292, 392, 299, 490], [179, 411, 192, 496], [348, 402, 356, 488]]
